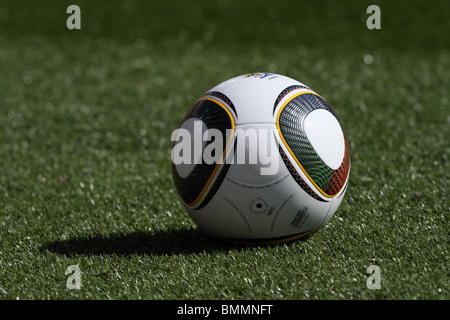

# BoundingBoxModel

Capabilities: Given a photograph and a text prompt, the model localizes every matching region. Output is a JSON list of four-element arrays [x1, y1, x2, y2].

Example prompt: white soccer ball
[[171, 73, 350, 244]]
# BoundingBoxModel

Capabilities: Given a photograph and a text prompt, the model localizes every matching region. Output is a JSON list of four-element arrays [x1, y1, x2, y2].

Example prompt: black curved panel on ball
[[172, 97, 235, 208]]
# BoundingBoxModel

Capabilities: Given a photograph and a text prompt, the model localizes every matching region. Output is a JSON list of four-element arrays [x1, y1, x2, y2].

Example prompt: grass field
[[0, 0, 448, 300]]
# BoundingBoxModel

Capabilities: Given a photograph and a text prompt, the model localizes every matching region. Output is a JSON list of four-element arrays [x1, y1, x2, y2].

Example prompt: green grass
[[0, 0, 448, 299]]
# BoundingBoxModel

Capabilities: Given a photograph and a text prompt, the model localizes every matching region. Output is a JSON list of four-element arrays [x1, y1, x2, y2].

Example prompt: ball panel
[[304, 109, 345, 170], [188, 152, 331, 241], [172, 98, 235, 207], [325, 135, 350, 196], [187, 195, 253, 239], [224, 123, 285, 186], [272, 84, 311, 114], [278, 146, 327, 202], [277, 91, 349, 197], [209, 73, 308, 125], [202, 91, 238, 119], [173, 117, 208, 178]]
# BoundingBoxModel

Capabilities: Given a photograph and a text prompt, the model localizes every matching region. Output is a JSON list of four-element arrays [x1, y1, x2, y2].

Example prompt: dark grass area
[[1, 0, 448, 50], [0, 0, 448, 299]]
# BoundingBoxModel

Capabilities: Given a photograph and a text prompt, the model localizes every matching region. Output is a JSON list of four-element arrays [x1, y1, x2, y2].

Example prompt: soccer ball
[[171, 73, 350, 244]]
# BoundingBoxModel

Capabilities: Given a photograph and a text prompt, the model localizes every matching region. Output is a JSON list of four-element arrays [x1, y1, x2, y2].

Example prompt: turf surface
[[0, 0, 448, 299]]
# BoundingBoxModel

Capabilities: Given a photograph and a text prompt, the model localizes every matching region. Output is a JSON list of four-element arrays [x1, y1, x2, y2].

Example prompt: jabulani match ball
[[171, 73, 350, 244]]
